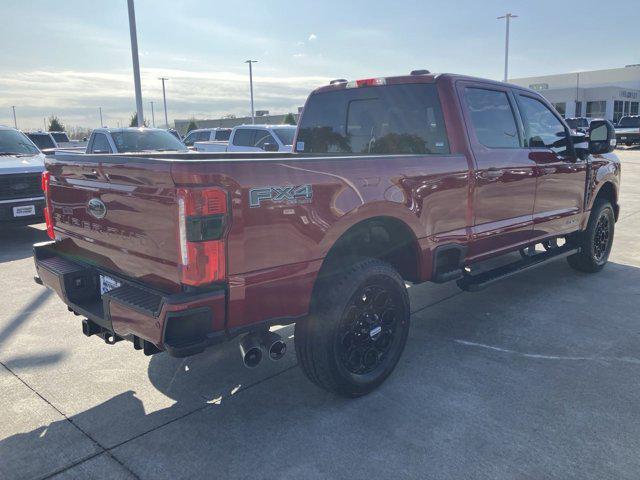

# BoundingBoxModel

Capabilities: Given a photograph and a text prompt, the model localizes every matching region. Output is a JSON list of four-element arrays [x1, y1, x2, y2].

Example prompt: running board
[[457, 245, 579, 292]]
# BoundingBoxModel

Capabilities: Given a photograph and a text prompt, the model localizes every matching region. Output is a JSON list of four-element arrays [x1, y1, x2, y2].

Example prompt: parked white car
[[195, 125, 297, 153], [25, 131, 86, 153], [183, 128, 231, 148]]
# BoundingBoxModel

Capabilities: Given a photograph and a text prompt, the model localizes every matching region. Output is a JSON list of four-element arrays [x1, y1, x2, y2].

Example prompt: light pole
[[497, 13, 518, 82], [245, 60, 257, 124], [150, 101, 155, 127], [159, 77, 169, 128], [99, 107, 103, 127], [11, 106, 17, 129], [127, 0, 144, 127]]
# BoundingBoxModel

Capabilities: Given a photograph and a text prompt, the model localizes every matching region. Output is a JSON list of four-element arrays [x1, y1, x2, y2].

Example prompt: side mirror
[[263, 142, 279, 152], [588, 120, 616, 155]]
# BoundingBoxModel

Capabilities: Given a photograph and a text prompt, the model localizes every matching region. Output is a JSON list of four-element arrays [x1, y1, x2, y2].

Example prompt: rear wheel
[[567, 200, 615, 273], [295, 259, 410, 397]]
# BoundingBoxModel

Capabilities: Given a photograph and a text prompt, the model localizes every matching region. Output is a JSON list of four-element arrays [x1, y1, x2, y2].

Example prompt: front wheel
[[295, 259, 410, 397], [567, 200, 615, 273]]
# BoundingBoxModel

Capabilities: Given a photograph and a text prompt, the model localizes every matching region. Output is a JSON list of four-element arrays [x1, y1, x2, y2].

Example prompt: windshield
[[50, 132, 70, 142], [111, 130, 188, 153], [0, 130, 40, 155], [618, 117, 640, 128], [296, 84, 449, 154], [27, 133, 56, 150], [273, 128, 295, 146]]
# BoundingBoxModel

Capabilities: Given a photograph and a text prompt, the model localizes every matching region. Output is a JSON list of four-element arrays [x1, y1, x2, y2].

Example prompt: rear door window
[[296, 83, 449, 154], [464, 88, 520, 148]]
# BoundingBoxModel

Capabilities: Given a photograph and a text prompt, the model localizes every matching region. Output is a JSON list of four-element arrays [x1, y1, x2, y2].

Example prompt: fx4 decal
[[249, 185, 313, 208]]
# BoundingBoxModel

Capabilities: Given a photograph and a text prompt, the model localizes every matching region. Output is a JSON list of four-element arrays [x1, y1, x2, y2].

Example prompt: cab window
[[517, 95, 569, 152], [464, 88, 520, 148]]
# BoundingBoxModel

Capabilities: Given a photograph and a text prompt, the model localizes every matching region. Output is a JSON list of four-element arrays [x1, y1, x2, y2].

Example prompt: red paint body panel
[[36, 73, 621, 352]]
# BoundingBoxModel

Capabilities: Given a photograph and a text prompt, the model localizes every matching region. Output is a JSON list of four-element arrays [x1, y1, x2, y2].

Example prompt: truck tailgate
[[47, 155, 180, 292]]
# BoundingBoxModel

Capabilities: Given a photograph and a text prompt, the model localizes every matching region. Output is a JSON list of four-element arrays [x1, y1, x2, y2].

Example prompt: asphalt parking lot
[[1, 149, 639, 480]]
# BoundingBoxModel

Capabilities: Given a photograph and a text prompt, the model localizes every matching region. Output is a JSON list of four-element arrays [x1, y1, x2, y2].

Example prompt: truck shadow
[[2, 260, 640, 479], [0, 224, 49, 264]]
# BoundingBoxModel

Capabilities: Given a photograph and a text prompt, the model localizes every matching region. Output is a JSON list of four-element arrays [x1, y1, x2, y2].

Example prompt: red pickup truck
[[33, 72, 620, 397]]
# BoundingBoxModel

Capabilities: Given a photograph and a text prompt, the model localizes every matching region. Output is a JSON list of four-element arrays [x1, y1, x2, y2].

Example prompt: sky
[[1, 0, 638, 130]]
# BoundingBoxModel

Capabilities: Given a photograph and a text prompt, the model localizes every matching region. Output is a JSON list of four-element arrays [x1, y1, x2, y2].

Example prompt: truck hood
[[0, 153, 46, 174]]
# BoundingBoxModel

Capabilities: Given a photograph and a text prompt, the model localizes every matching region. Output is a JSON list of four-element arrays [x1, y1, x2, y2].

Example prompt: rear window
[[618, 116, 640, 128], [215, 129, 231, 141], [27, 133, 56, 150], [111, 130, 187, 153], [296, 84, 449, 154]]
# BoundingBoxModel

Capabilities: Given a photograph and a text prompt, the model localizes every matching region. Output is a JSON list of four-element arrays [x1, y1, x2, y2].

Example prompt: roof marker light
[[346, 77, 387, 88]]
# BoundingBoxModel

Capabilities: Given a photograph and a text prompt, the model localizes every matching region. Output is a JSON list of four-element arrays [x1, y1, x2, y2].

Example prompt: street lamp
[[150, 101, 156, 127], [127, 0, 144, 127], [245, 60, 258, 124], [11, 106, 17, 129], [158, 77, 169, 128], [497, 13, 518, 82]]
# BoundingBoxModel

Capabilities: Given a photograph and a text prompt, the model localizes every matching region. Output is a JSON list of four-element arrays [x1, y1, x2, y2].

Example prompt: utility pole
[[11, 106, 17, 129], [99, 107, 103, 127], [43, 118, 47, 131], [497, 13, 518, 82], [159, 77, 169, 128], [150, 101, 155, 127], [127, 0, 144, 127], [245, 60, 257, 124], [575, 72, 580, 117]]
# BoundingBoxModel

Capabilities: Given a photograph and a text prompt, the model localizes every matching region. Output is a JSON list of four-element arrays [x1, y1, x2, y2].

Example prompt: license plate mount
[[13, 205, 36, 217]]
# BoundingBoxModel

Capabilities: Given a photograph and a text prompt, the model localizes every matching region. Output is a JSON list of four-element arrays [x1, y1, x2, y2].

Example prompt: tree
[[283, 113, 296, 125], [129, 113, 149, 127], [47, 116, 65, 132], [186, 120, 198, 133]]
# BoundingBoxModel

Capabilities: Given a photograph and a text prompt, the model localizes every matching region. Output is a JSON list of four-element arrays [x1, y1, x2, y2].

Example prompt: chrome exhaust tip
[[239, 333, 263, 368], [260, 331, 287, 361]]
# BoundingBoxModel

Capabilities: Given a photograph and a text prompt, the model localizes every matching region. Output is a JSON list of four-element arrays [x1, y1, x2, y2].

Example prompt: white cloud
[[0, 68, 330, 129], [308, 33, 317, 42]]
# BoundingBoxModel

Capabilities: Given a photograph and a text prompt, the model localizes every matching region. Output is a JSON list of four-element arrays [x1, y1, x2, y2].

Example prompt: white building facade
[[510, 65, 640, 122]]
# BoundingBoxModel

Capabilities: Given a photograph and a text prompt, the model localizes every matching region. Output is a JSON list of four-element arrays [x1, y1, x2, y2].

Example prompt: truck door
[[458, 83, 537, 258], [514, 92, 587, 238]]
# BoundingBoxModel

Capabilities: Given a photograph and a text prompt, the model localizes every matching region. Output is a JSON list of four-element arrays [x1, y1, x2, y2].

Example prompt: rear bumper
[[33, 241, 227, 357]]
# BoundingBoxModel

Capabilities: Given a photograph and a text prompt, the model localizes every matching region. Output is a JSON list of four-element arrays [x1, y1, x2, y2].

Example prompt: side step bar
[[457, 245, 579, 292]]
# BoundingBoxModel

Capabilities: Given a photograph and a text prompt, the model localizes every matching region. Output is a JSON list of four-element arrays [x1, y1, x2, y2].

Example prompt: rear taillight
[[41, 171, 54, 240], [177, 187, 228, 286]]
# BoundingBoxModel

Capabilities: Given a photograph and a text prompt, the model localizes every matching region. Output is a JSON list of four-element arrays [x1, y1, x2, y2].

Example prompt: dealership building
[[509, 64, 640, 122]]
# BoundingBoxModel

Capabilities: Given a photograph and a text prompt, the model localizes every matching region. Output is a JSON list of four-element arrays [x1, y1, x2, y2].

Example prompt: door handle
[[480, 168, 504, 179]]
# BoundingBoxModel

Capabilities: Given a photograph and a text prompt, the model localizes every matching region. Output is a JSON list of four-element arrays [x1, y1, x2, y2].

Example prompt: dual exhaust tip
[[239, 331, 287, 368]]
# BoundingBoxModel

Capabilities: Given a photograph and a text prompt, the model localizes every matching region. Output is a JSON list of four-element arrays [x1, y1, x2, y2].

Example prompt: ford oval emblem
[[87, 198, 107, 219]]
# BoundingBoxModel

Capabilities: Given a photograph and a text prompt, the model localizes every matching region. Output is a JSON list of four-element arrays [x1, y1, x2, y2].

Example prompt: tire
[[567, 200, 615, 273], [295, 258, 410, 397]]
